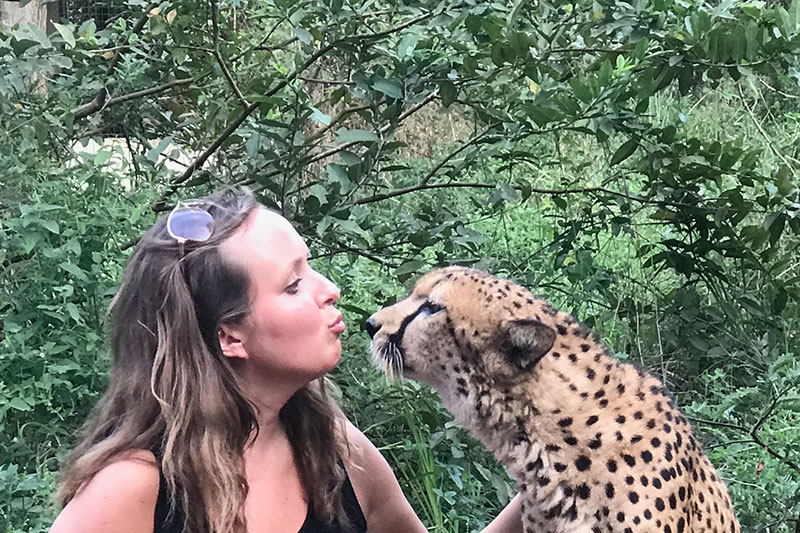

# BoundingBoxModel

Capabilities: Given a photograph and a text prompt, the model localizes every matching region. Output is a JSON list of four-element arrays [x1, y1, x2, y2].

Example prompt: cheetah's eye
[[417, 301, 445, 318]]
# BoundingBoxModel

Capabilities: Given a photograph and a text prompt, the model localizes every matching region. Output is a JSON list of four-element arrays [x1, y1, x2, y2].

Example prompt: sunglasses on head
[[166, 200, 214, 252]]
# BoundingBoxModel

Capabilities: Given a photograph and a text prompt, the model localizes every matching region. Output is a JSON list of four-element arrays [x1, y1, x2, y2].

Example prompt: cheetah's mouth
[[371, 334, 413, 379], [371, 300, 441, 379]]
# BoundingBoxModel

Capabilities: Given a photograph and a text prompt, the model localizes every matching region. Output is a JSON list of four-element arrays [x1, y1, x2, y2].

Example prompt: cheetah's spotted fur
[[368, 267, 739, 533]]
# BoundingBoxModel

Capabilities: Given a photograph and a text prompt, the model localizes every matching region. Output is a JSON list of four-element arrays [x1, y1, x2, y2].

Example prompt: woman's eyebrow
[[280, 253, 307, 282]]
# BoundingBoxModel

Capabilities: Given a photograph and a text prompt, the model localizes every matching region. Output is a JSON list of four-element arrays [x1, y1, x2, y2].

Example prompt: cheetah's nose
[[364, 317, 380, 338]]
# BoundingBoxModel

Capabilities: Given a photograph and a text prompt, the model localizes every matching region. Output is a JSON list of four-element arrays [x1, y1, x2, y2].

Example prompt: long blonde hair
[[57, 188, 349, 532]]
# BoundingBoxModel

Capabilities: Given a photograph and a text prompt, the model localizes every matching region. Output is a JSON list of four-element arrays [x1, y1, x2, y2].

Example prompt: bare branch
[[231, 16, 287, 62], [752, 386, 794, 438], [298, 77, 355, 86], [211, 0, 248, 107], [397, 88, 439, 122], [738, 84, 797, 178], [350, 11, 432, 40], [688, 407, 800, 476], [107, 77, 200, 107], [356, 182, 495, 205], [305, 104, 372, 144], [73, 89, 108, 120], [254, 36, 298, 52], [420, 122, 500, 186]]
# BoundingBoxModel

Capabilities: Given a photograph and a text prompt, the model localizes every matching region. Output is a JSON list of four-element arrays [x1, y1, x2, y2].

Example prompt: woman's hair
[[57, 188, 349, 532]]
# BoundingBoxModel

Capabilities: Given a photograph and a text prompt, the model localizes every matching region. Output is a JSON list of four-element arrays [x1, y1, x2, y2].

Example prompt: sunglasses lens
[[167, 208, 214, 242]]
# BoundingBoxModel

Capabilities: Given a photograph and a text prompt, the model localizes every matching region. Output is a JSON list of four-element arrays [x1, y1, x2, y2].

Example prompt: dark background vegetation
[[1, 0, 799, 531]]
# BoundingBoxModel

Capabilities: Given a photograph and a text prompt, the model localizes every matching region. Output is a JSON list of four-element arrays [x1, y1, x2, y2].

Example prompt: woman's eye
[[286, 278, 302, 294]]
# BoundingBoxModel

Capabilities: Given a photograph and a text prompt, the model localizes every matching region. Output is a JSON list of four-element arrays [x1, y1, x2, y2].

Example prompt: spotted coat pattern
[[368, 267, 740, 533]]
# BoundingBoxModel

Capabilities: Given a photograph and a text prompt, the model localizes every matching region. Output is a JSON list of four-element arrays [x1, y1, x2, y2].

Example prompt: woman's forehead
[[224, 208, 306, 261]]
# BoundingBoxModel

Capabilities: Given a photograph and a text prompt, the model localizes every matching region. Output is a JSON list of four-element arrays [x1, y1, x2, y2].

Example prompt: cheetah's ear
[[502, 319, 556, 372]]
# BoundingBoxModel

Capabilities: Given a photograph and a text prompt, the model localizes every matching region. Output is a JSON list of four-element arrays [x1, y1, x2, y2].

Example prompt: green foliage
[[2, 0, 800, 530]]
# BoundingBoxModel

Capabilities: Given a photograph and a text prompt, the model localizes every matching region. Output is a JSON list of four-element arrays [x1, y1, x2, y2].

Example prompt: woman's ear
[[218, 323, 248, 359]]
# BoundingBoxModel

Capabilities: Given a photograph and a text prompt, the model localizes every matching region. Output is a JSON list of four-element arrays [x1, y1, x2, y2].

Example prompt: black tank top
[[153, 460, 367, 533]]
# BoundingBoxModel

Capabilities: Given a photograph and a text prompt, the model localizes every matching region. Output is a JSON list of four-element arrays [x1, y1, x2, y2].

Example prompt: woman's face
[[220, 208, 345, 383]]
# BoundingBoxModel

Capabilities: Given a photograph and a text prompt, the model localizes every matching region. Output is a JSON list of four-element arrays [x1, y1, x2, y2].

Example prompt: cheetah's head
[[366, 267, 557, 389]]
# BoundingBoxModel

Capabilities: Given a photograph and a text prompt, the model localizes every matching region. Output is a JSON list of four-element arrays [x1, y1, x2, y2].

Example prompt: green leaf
[[745, 21, 760, 60], [59, 261, 88, 282], [374, 78, 404, 99], [791, 0, 800, 34], [94, 150, 112, 166], [767, 212, 786, 246], [53, 22, 76, 48], [78, 19, 96, 38], [309, 184, 328, 204], [41, 219, 59, 234], [327, 163, 351, 190], [245, 132, 263, 158], [336, 129, 378, 144], [293, 26, 312, 45], [309, 106, 331, 126], [609, 139, 639, 166], [440, 81, 457, 107], [509, 31, 530, 57], [394, 260, 426, 277], [27, 24, 52, 49], [339, 151, 361, 166], [523, 104, 556, 127], [569, 78, 593, 103], [772, 287, 789, 314], [65, 302, 81, 323], [397, 34, 419, 58], [146, 136, 173, 162], [492, 182, 519, 203], [775, 165, 793, 195], [289, 8, 305, 26], [491, 42, 504, 66], [506, 0, 526, 29], [8, 398, 31, 411]]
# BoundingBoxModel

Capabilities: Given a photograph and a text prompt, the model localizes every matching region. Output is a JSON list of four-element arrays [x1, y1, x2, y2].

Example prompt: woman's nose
[[316, 271, 340, 305]]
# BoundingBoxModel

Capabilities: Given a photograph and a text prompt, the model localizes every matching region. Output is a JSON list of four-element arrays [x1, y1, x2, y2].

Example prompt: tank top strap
[[151, 448, 186, 533], [298, 464, 367, 533]]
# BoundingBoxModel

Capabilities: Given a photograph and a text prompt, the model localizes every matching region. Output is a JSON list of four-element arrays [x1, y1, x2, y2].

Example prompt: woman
[[50, 188, 522, 533]]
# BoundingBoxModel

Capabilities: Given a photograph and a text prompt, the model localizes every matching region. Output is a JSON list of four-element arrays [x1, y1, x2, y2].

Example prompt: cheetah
[[366, 266, 740, 533]]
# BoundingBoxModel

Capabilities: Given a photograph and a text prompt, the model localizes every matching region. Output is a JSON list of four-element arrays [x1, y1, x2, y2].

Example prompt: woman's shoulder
[[50, 449, 161, 533]]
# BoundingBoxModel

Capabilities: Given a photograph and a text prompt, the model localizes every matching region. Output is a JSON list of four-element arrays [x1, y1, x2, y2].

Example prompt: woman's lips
[[329, 315, 346, 333]]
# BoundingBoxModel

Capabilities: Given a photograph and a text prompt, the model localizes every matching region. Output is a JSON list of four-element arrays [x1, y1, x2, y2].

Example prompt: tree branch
[[159, 11, 434, 204], [211, 0, 248, 107], [356, 182, 496, 204], [72, 3, 158, 121], [420, 122, 500, 186], [73, 88, 108, 120], [738, 84, 797, 178], [688, 403, 800, 476], [298, 76, 355, 86], [107, 77, 200, 107], [350, 11, 432, 40], [302, 89, 438, 172], [106, 3, 159, 75], [751, 386, 792, 437], [231, 16, 287, 62], [305, 103, 372, 144], [397, 88, 439, 122], [170, 41, 337, 187]]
